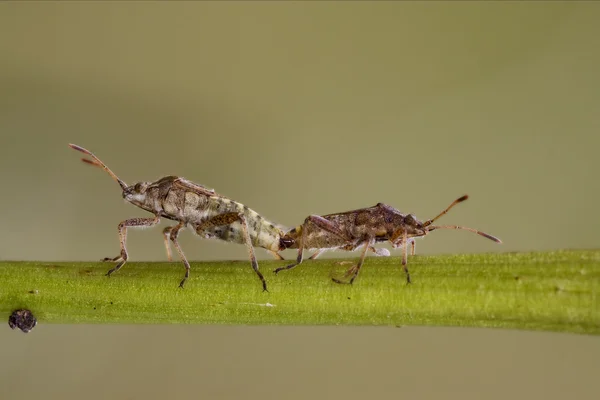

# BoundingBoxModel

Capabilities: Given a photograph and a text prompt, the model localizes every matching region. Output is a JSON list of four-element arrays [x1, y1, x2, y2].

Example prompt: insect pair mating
[[69, 144, 501, 290]]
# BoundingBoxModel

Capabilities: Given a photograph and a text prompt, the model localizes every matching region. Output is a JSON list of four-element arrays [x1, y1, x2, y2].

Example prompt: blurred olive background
[[1, 2, 598, 399]]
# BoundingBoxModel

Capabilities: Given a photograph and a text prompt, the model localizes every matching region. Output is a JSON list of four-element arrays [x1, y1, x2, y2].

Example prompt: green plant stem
[[1, 250, 598, 334]]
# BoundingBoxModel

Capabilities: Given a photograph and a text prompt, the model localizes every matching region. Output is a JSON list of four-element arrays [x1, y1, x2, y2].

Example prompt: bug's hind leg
[[332, 237, 375, 285], [196, 212, 267, 292], [104, 215, 160, 278]]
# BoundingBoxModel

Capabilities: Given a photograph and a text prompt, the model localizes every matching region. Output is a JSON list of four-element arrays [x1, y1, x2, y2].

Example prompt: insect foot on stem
[[106, 259, 126, 277], [331, 277, 352, 285], [331, 265, 358, 285], [273, 266, 289, 274], [102, 255, 122, 262]]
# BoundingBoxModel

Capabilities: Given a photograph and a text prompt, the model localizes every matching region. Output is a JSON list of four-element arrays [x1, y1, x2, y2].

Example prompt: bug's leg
[[105, 215, 160, 277], [268, 250, 285, 261], [309, 249, 327, 260], [274, 215, 351, 274], [410, 239, 416, 256], [196, 212, 267, 292], [273, 219, 309, 274], [390, 229, 412, 283], [167, 222, 191, 288], [237, 214, 267, 291], [102, 255, 122, 262], [332, 237, 375, 285], [162, 226, 174, 262], [402, 231, 411, 284]]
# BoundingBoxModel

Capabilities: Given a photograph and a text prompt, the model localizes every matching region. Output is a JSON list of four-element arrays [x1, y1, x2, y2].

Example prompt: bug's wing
[[320, 205, 380, 219], [320, 205, 389, 222], [173, 178, 218, 197]]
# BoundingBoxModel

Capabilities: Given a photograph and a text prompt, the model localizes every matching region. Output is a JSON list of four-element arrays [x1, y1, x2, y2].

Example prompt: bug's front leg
[[195, 212, 267, 292], [391, 231, 413, 284], [165, 222, 192, 288], [162, 226, 175, 262], [402, 231, 411, 284], [104, 215, 160, 278]]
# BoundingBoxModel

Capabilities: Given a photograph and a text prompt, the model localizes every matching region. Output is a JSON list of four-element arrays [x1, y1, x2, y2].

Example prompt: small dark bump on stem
[[8, 309, 37, 333]]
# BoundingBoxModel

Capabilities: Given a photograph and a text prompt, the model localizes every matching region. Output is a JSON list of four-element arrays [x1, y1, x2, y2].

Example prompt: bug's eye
[[133, 182, 147, 193], [404, 214, 416, 225]]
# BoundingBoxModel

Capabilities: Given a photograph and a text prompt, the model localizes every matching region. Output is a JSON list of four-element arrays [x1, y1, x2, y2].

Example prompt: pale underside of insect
[[275, 196, 502, 284], [69, 143, 289, 291]]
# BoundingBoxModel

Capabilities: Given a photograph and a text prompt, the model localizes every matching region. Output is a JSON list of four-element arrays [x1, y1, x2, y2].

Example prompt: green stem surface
[[1, 250, 598, 334]]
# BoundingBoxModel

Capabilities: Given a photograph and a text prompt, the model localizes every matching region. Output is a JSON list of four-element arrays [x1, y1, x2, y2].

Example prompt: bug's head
[[389, 214, 426, 248], [401, 214, 426, 236], [122, 181, 151, 206], [279, 236, 295, 251]]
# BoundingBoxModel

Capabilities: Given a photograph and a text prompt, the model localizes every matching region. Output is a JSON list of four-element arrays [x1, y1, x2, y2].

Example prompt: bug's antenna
[[68, 144, 127, 190], [423, 195, 469, 227], [427, 225, 502, 243]]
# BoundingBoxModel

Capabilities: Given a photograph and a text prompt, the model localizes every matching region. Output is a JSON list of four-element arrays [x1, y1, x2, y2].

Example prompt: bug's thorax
[[123, 176, 179, 215], [122, 181, 155, 212]]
